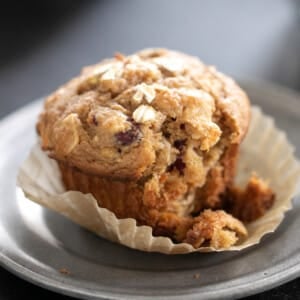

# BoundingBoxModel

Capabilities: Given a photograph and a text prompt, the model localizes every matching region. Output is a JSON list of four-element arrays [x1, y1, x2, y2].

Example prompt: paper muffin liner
[[17, 106, 300, 254]]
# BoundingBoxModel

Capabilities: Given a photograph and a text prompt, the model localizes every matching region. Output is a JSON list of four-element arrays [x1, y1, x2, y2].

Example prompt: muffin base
[[58, 162, 194, 241]]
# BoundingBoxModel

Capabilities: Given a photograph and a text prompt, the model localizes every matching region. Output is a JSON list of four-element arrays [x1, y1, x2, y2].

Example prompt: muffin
[[37, 48, 274, 249]]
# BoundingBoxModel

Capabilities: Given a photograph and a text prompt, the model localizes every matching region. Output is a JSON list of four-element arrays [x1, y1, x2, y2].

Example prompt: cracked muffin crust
[[37, 48, 274, 249]]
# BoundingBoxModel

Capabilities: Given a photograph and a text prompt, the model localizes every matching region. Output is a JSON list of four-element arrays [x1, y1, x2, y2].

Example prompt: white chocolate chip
[[132, 105, 157, 123]]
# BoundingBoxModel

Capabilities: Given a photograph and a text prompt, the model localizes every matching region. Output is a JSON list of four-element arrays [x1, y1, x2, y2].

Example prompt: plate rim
[[1, 251, 300, 300]]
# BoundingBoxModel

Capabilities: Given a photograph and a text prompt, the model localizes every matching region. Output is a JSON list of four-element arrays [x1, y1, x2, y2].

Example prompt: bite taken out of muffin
[[37, 48, 274, 249]]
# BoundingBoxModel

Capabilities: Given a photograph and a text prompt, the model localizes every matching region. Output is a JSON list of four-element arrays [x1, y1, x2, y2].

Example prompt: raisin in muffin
[[37, 48, 274, 249]]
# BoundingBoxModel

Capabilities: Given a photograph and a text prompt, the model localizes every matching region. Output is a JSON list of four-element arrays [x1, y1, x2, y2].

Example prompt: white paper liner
[[17, 106, 300, 254]]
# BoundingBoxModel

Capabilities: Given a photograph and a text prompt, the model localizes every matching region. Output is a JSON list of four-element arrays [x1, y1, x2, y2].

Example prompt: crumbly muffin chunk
[[37, 48, 274, 249], [185, 210, 247, 249]]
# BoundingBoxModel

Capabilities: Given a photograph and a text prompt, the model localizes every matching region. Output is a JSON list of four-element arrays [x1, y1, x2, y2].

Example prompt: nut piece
[[132, 105, 157, 123]]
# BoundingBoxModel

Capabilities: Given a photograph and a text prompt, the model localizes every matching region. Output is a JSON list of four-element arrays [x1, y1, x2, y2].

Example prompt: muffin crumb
[[59, 268, 70, 275], [226, 175, 275, 222]]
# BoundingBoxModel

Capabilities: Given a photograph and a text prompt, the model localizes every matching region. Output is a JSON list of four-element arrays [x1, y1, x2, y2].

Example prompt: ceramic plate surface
[[0, 81, 299, 300]]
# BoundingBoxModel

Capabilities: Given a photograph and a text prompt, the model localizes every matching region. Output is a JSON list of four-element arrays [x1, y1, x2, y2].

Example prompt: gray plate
[[0, 81, 299, 300]]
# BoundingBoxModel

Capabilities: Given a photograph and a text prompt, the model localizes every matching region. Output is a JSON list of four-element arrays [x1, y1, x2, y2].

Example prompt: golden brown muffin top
[[37, 48, 250, 180]]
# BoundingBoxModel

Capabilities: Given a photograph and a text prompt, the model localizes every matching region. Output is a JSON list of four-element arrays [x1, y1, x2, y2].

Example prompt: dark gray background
[[0, 0, 299, 299]]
